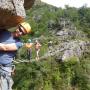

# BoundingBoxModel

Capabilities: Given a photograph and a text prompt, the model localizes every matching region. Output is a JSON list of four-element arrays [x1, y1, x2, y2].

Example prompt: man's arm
[[0, 43, 18, 51]]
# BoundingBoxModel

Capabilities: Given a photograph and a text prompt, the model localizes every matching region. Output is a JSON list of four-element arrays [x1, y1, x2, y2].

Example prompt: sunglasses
[[18, 26, 25, 35]]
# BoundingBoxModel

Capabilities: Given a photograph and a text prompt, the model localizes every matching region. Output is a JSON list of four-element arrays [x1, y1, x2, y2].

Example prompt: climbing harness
[[0, 64, 15, 90]]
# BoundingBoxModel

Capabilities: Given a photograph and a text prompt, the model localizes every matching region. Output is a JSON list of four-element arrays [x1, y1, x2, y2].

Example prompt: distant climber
[[48, 40, 53, 52], [25, 39, 33, 60], [35, 40, 42, 61]]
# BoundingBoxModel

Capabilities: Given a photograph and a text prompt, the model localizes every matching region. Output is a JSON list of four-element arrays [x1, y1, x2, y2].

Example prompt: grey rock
[[0, 0, 35, 29], [45, 40, 89, 61], [60, 40, 88, 61]]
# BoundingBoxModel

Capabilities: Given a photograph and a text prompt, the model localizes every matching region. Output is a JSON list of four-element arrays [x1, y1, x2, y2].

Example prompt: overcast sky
[[41, 0, 90, 8]]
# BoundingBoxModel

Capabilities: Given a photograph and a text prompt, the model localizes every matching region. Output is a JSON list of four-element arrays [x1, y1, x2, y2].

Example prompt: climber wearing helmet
[[25, 39, 33, 60], [13, 22, 31, 36], [0, 22, 31, 90]]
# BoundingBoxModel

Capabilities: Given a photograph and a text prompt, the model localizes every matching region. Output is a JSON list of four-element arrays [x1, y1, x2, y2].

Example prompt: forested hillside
[[13, 4, 90, 90]]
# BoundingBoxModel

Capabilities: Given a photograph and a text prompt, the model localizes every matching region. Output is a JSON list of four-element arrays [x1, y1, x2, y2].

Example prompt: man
[[0, 22, 31, 90], [35, 40, 42, 61], [48, 40, 53, 53]]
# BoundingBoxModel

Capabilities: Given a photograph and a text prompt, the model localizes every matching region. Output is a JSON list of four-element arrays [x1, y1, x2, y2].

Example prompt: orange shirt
[[25, 43, 33, 48]]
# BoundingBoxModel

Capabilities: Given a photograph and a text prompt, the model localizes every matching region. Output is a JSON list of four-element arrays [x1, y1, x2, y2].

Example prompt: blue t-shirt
[[0, 30, 23, 65]]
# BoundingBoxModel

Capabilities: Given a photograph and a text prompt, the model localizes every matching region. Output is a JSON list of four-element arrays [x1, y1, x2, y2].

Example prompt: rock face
[[61, 40, 89, 61], [42, 40, 89, 61], [0, 0, 35, 29], [42, 18, 90, 62]]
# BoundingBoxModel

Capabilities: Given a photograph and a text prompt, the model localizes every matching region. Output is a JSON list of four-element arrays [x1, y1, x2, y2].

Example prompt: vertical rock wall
[[0, 0, 35, 29]]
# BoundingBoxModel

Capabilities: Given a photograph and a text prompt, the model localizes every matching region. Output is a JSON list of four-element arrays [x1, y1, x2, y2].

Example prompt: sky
[[41, 0, 90, 8]]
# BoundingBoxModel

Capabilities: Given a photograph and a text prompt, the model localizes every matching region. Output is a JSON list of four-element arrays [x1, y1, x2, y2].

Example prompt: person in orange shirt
[[25, 39, 33, 60], [35, 40, 41, 61]]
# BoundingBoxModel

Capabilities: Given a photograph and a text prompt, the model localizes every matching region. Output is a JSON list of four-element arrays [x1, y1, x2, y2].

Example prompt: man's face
[[15, 29, 23, 36], [13, 26, 26, 37]]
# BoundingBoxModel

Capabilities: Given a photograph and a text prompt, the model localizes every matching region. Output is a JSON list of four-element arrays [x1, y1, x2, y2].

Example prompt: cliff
[[0, 0, 35, 29]]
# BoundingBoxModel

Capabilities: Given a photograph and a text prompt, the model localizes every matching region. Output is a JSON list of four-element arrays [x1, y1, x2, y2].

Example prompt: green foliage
[[13, 55, 90, 90]]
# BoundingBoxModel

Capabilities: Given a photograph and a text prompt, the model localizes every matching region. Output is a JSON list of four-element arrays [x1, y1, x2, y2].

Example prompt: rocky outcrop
[[56, 28, 87, 41], [61, 40, 89, 61], [0, 0, 35, 29], [42, 40, 90, 62], [42, 18, 90, 62]]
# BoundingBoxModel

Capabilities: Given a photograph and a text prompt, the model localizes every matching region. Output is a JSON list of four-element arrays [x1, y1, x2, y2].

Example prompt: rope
[[14, 46, 65, 64]]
